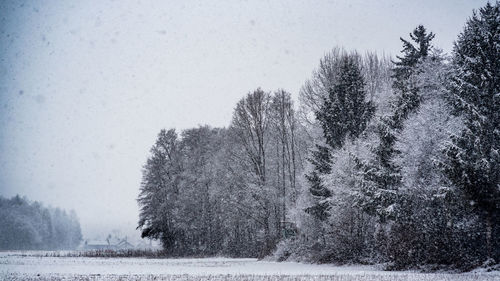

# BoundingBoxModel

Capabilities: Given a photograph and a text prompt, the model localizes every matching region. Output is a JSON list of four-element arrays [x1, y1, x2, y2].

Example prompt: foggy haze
[[0, 0, 489, 241]]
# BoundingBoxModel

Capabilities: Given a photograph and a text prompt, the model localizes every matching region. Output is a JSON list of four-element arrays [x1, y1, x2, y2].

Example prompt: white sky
[[0, 0, 489, 240]]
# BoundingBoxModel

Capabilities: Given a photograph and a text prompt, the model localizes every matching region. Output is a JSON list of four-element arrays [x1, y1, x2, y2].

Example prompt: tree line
[[138, 2, 499, 270], [0, 195, 82, 250]]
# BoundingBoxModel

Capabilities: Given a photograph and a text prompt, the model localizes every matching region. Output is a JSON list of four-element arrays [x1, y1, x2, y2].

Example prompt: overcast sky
[[0, 0, 490, 240]]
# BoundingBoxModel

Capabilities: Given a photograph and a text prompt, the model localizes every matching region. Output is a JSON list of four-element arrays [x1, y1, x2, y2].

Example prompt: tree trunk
[[486, 215, 492, 260]]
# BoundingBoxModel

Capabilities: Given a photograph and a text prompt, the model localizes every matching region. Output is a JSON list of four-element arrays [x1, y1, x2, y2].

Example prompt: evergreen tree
[[316, 55, 375, 149], [304, 144, 332, 220], [443, 2, 500, 262], [392, 25, 435, 125], [306, 54, 375, 221], [357, 26, 435, 221]]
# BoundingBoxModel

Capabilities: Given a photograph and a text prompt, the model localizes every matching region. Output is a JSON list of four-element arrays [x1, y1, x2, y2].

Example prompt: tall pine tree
[[357, 26, 435, 221], [306, 53, 374, 220], [316, 55, 375, 150], [443, 2, 500, 262], [392, 25, 435, 126], [305, 144, 333, 220]]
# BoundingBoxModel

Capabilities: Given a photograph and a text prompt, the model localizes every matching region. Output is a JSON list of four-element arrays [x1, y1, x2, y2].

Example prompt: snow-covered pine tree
[[300, 49, 345, 223], [443, 2, 500, 262], [304, 144, 332, 220], [316, 54, 375, 150], [357, 25, 436, 222], [392, 25, 435, 127], [306, 53, 375, 221]]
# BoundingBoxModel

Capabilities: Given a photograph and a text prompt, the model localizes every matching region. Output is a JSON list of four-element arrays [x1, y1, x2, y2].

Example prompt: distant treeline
[[137, 3, 499, 271], [0, 195, 82, 250]]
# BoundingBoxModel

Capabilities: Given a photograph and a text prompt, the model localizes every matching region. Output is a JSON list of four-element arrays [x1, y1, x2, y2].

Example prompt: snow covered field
[[0, 252, 498, 281]]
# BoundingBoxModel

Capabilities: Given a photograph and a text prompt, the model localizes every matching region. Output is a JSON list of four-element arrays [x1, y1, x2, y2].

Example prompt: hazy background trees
[[0, 195, 82, 250]]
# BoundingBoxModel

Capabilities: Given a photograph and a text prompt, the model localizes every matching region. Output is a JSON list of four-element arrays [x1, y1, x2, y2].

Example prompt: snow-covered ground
[[0, 251, 498, 281]]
